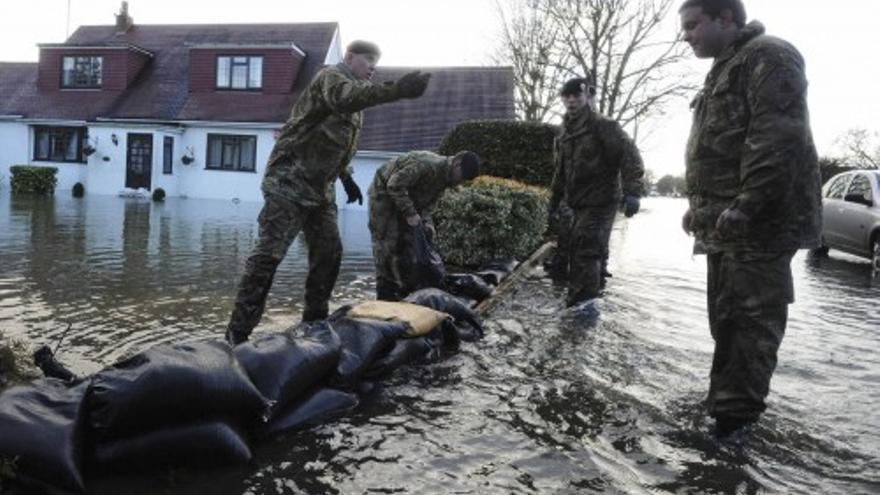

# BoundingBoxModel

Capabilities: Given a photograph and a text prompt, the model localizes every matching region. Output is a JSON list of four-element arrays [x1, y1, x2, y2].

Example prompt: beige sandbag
[[346, 301, 451, 337]]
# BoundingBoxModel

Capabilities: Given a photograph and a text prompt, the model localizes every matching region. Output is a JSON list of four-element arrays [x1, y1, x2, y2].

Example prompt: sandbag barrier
[[0, 273, 516, 493]]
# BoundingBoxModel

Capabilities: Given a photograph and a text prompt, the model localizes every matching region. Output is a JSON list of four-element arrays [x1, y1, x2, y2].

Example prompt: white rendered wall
[[0, 122, 29, 192]]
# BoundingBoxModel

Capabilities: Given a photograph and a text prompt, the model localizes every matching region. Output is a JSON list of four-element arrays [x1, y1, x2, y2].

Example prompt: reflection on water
[[0, 195, 877, 494]]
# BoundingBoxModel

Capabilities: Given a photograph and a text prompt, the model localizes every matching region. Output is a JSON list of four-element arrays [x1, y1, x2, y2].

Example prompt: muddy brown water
[[0, 194, 877, 494]]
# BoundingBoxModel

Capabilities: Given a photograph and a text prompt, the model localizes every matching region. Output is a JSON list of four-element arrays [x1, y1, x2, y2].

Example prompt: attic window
[[61, 56, 103, 88], [216, 56, 263, 90]]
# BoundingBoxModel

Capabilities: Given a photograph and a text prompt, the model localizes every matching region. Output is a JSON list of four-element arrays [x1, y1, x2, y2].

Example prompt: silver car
[[815, 170, 880, 276]]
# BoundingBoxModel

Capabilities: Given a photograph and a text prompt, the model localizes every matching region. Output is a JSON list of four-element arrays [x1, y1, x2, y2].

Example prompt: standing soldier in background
[[368, 150, 481, 301], [679, 0, 822, 439], [548, 75, 644, 308], [226, 41, 431, 345]]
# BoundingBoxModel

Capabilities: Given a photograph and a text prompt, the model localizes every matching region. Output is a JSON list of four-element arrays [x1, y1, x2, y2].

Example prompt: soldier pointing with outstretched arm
[[226, 41, 431, 345]]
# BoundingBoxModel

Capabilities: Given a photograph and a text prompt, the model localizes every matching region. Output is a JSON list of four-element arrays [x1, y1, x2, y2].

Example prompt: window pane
[[35, 129, 49, 159], [848, 175, 872, 201], [163, 136, 173, 174], [222, 140, 238, 169], [93, 57, 102, 86], [207, 135, 223, 166], [64, 130, 79, 161], [240, 137, 256, 170], [248, 57, 262, 88], [827, 175, 849, 199], [231, 65, 247, 89], [216, 57, 230, 87]]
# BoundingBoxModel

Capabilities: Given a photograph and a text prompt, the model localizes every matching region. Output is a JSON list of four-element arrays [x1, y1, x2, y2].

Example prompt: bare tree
[[836, 128, 880, 169], [496, 0, 696, 133], [494, 0, 571, 122]]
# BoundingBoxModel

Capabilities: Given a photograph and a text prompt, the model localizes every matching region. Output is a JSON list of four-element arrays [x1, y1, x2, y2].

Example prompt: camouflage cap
[[560, 72, 595, 96], [346, 40, 382, 57]]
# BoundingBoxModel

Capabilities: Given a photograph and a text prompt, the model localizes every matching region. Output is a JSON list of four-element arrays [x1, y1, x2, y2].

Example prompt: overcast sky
[[0, 0, 877, 178]]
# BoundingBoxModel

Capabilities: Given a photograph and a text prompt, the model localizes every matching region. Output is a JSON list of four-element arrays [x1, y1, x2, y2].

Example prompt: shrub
[[437, 120, 558, 188], [72, 182, 85, 197], [9, 166, 58, 195], [152, 187, 166, 202], [434, 176, 549, 267], [0, 331, 36, 391]]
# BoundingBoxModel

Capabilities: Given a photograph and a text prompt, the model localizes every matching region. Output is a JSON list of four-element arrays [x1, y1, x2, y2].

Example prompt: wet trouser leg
[[369, 196, 406, 301], [301, 202, 342, 321], [547, 204, 574, 280], [706, 250, 795, 422], [228, 194, 307, 338], [567, 204, 617, 306]]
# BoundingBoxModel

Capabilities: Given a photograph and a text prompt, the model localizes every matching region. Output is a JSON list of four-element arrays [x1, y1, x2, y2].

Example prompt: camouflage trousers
[[227, 193, 342, 337], [547, 203, 611, 283], [705, 250, 796, 421], [368, 195, 414, 301], [567, 204, 617, 306]]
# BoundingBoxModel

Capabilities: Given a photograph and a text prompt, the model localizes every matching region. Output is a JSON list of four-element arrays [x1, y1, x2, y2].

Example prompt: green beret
[[346, 40, 381, 57]]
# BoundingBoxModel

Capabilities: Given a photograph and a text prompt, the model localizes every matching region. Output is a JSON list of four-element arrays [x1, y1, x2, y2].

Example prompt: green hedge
[[437, 120, 558, 188], [435, 176, 549, 267], [10, 165, 58, 195], [0, 331, 35, 391]]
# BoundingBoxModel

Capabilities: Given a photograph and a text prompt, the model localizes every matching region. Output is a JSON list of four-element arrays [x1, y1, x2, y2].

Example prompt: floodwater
[[0, 194, 877, 494]]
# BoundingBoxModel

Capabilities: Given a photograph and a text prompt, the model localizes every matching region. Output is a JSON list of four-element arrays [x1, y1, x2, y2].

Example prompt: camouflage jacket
[[368, 151, 452, 220], [685, 21, 822, 252], [550, 107, 644, 210], [262, 63, 400, 207]]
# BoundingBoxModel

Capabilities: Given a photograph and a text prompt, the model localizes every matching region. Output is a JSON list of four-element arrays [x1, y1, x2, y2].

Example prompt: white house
[[0, 4, 514, 211]]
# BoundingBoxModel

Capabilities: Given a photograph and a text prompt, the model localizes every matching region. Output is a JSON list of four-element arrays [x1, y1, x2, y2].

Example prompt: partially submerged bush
[[437, 120, 558, 188], [9, 166, 58, 195], [434, 176, 549, 267], [152, 187, 166, 202], [0, 332, 37, 391], [72, 182, 85, 198]]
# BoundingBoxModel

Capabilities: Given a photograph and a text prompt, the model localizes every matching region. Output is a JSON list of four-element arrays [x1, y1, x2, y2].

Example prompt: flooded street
[[1, 194, 877, 494]]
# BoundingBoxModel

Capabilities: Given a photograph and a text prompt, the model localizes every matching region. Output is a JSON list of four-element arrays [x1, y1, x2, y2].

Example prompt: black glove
[[395, 70, 431, 98], [623, 195, 640, 218], [341, 175, 363, 205]]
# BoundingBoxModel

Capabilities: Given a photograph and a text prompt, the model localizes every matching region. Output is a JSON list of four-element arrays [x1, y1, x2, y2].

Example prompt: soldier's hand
[[623, 195, 640, 218], [395, 71, 431, 99], [715, 207, 750, 237], [340, 175, 363, 205], [406, 214, 421, 227], [682, 208, 693, 235]]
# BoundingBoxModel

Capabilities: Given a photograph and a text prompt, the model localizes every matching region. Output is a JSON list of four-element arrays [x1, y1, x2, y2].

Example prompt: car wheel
[[872, 238, 880, 280]]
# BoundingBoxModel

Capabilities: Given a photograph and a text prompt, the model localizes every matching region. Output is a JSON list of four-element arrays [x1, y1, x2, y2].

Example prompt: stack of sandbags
[[86, 340, 270, 472], [405, 288, 485, 341]]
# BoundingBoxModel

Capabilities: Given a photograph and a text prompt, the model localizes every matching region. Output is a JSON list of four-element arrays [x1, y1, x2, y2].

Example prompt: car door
[[838, 173, 875, 256], [822, 173, 852, 249]]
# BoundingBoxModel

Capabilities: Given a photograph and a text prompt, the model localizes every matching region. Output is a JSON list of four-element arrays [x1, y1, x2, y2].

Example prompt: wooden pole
[[475, 241, 555, 317]]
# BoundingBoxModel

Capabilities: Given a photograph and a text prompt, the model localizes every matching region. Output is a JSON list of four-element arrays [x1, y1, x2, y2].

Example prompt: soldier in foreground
[[368, 150, 481, 301], [226, 41, 431, 345], [548, 76, 644, 308], [679, 0, 822, 439]]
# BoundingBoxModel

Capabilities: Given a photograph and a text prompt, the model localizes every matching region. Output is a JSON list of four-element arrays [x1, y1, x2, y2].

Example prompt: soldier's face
[[562, 92, 589, 113], [680, 7, 733, 59], [346, 52, 379, 80]]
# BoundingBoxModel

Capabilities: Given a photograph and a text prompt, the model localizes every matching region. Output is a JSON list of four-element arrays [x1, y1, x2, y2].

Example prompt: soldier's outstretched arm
[[735, 49, 809, 218], [321, 70, 430, 114]]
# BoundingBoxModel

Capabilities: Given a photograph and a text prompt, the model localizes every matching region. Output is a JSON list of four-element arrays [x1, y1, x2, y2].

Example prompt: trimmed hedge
[[434, 176, 549, 267], [10, 166, 58, 195], [437, 120, 558, 188]]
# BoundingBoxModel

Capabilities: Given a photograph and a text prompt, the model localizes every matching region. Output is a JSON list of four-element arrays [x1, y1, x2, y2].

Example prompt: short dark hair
[[679, 0, 747, 28], [560, 77, 595, 97], [346, 40, 381, 57], [456, 151, 481, 180]]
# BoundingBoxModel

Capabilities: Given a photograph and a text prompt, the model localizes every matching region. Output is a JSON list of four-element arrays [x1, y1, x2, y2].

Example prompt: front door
[[126, 133, 153, 190]]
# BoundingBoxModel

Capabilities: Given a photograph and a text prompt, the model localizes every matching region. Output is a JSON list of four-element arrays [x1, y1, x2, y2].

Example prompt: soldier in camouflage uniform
[[548, 76, 645, 307], [679, 0, 822, 438], [226, 41, 431, 345], [368, 150, 481, 300]]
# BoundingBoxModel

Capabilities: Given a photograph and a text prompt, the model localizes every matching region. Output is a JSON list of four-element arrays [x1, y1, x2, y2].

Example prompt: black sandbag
[[328, 317, 408, 385], [0, 379, 88, 494], [410, 224, 446, 290], [262, 388, 359, 436], [444, 273, 493, 302], [404, 288, 485, 336], [87, 340, 270, 439], [480, 258, 518, 275], [234, 322, 341, 417], [93, 421, 252, 472]]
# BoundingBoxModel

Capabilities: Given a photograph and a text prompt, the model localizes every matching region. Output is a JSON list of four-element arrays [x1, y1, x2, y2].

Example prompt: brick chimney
[[115, 1, 134, 34]]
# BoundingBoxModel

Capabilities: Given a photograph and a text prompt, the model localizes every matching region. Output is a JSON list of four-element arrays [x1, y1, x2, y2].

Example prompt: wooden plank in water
[[475, 241, 555, 317]]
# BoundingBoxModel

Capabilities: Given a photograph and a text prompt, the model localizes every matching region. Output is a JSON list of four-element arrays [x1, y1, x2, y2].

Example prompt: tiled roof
[[360, 67, 515, 152]]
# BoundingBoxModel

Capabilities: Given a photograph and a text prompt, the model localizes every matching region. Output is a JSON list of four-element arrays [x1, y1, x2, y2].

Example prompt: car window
[[825, 174, 850, 199], [847, 174, 873, 202]]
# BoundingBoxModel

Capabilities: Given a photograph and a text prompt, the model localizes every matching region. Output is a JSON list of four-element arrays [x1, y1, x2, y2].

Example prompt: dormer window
[[61, 56, 103, 88], [216, 56, 263, 90]]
